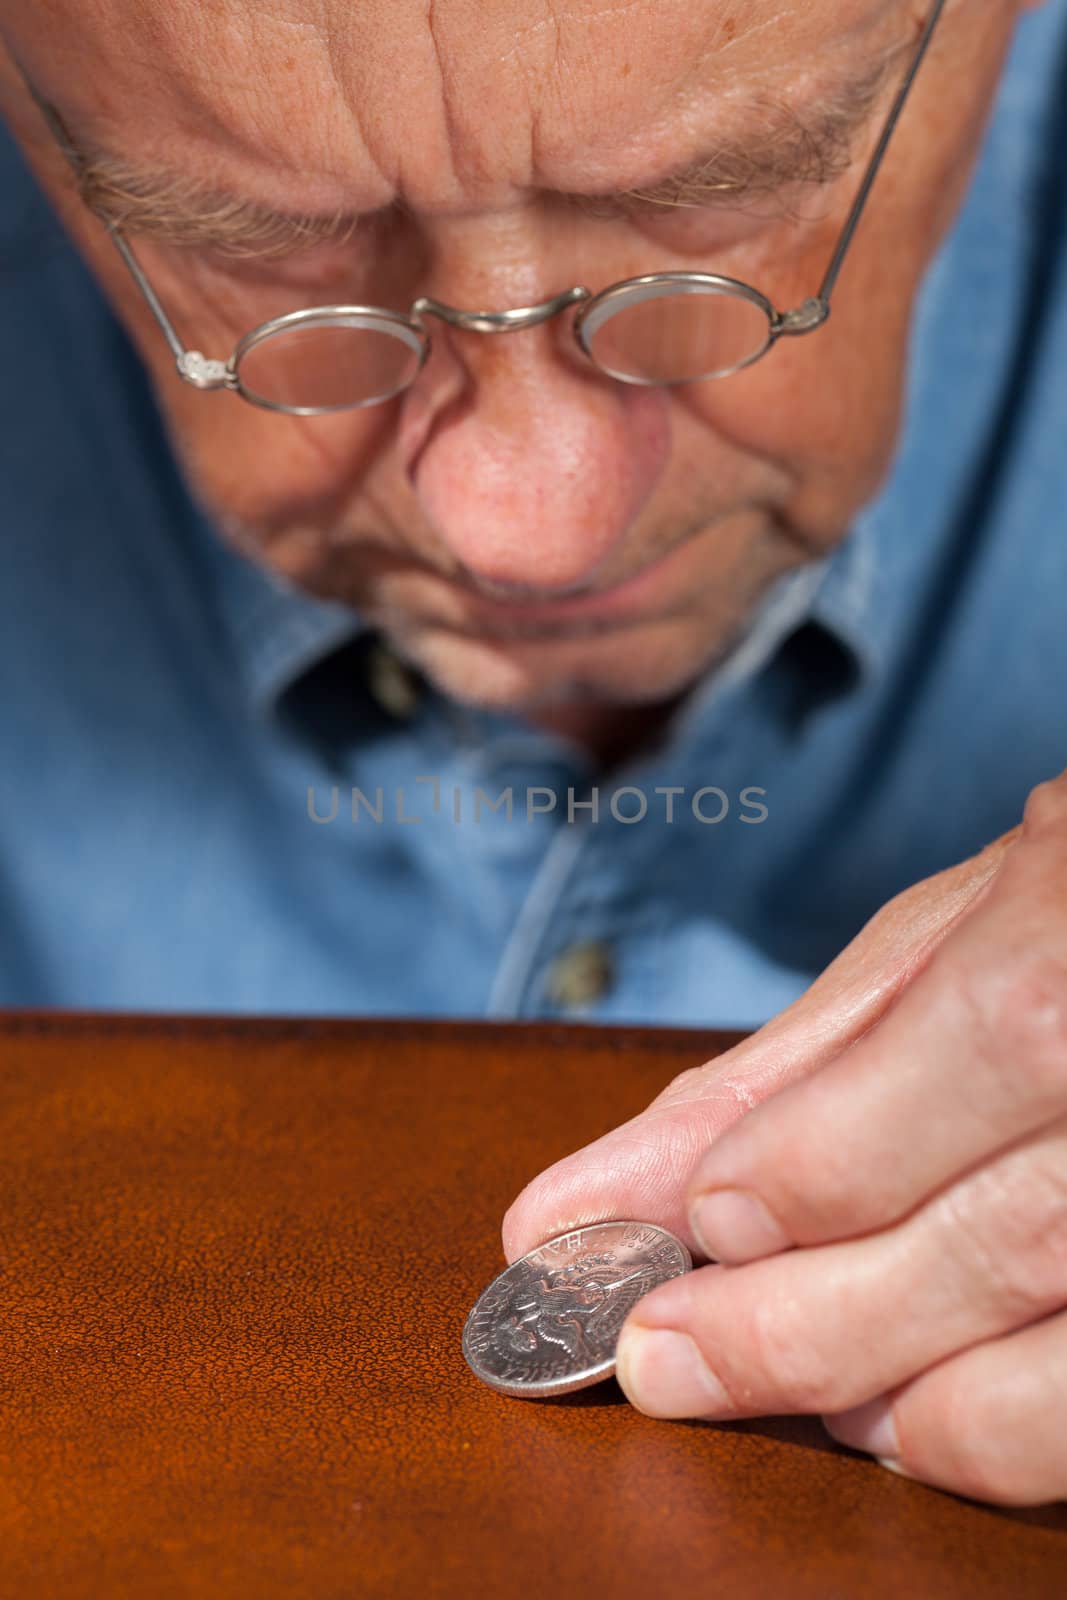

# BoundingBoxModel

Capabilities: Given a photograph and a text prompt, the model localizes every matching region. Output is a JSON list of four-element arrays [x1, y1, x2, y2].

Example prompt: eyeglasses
[[38, 0, 946, 416]]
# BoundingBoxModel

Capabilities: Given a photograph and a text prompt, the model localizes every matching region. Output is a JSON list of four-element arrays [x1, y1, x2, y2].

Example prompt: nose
[[398, 289, 672, 596]]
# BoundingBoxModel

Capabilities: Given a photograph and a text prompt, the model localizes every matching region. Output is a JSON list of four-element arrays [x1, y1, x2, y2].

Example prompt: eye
[[567, 189, 801, 256], [168, 209, 394, 292], [196, 235, 365, 287], [628, 200, 785, 256]]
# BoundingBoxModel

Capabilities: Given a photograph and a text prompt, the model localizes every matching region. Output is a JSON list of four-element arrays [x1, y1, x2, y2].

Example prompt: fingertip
[[499, 1191, 541, 1264], [616, 1324, 732, 1419]]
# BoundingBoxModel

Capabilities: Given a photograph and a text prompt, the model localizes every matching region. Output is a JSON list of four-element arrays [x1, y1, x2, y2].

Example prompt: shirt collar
[[805, 509, 887, 685], [661, 544, 868, 758], [188, 506, 369, 715]]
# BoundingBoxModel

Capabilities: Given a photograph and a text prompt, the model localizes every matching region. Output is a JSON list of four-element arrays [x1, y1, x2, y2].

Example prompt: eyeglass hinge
[[778, 297, 830, 337], [177, 351, 236, 390]]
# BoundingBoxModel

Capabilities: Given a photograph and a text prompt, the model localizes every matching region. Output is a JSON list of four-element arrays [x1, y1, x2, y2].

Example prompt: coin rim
[[462, 1220, 693, 1398]]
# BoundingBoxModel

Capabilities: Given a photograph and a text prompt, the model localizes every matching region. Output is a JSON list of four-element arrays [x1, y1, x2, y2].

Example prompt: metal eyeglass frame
[[36, 0, 946, 416]]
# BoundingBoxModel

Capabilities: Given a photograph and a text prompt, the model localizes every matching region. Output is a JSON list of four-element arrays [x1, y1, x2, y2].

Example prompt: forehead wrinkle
[[13, 0, 910, 247], [525, 0, 908, 193], [34, 43, 900, 255], [493, 0, 644, 67], [494, 0, 783, 69], [11, 0, 397, 214], [401, 0, 555, 202]]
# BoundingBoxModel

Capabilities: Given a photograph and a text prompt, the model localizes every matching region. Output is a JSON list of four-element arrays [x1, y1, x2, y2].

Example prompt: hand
[[504, 772, 1067, 1506]]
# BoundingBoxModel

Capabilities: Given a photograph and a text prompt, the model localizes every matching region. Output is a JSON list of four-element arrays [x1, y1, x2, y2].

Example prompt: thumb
[[502, 825, 1019, 1262]]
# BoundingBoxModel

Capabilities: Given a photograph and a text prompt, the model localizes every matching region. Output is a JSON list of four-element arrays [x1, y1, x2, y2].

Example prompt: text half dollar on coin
[[462, 1220, 693, 1398]]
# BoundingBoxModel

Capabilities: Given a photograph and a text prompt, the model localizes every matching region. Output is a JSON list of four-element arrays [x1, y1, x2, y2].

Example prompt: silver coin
[[462, 1220, 692, 1398]]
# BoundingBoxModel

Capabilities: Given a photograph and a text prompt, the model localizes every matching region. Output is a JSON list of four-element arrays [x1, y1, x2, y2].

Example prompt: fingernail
[[689, 1188, 791, 1263], [876, 1457, 917, 1481], [822, 1399, 899, 1460], [615, 1326, 732, 1419]]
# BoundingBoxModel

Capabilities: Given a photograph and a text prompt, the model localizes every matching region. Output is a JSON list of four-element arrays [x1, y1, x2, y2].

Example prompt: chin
[[383, 616, 722, 716]]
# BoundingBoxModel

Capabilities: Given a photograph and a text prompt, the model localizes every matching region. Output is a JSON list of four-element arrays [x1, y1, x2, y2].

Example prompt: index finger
[[502, 826, 1015, 1262], [684, 778, 1067, 1264]]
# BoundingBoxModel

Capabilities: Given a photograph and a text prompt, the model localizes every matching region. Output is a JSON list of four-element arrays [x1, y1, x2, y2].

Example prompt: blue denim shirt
[[2, 3, 1066, 1022]]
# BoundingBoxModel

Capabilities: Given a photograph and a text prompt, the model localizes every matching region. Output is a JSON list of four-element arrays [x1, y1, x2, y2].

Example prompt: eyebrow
[[35, 51, 900, 261]]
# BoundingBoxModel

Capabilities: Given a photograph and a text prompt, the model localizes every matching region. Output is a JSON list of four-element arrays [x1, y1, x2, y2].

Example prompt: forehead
[[9, 0, 894, 214]]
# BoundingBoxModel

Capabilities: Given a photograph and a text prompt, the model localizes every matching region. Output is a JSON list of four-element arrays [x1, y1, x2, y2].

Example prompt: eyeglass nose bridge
[[410, 286, 592, 336]]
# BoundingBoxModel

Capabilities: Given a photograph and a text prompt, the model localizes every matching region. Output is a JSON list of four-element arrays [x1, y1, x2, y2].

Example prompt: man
[[1, 0, 1066, 1504]]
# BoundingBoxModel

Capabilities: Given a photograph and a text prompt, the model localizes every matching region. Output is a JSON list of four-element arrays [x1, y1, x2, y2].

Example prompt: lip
[[453, 539, 693, 626]]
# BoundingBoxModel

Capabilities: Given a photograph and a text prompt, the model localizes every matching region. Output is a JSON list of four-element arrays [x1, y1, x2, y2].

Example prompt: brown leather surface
[[1, 1012, 1064, 1599]]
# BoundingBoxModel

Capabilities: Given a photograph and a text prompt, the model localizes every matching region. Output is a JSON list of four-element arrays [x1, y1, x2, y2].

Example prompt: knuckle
[[731, 1286, 844, 1414], [652, 1064, 769, 1146], [655, 1064, 722, 1104], [1020, 771, 1067, 845], [796, 1118, 866, 1221], [950, 949, 1067, 1104], [938, 1156, 1067, 1316]]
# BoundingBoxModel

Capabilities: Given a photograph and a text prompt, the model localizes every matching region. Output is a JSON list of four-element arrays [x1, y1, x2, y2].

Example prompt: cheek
[[680, 273, 914, 539], [159, 380, 394, 531]]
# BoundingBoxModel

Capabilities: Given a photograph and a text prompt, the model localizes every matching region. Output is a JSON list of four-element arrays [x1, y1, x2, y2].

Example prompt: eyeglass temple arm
[[102, 220, 233, 387], [105, 229, 231, 386], [104, 229, 183, 359], [16, 64, 232, 389], [814, 0, 948, 311]]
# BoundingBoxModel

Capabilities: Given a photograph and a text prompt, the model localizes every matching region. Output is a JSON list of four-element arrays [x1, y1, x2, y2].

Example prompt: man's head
[[0, 0, 1040, 738]]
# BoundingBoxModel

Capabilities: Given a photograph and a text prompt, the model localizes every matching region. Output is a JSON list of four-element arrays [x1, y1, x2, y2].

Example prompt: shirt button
[[367, 639, 423, 720], [544, 941, 616, 1010]]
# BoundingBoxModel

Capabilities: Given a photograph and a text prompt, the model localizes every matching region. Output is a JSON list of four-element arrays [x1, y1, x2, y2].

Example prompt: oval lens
[[582, 283, 772, 384], [236, 316, 424, 412]]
